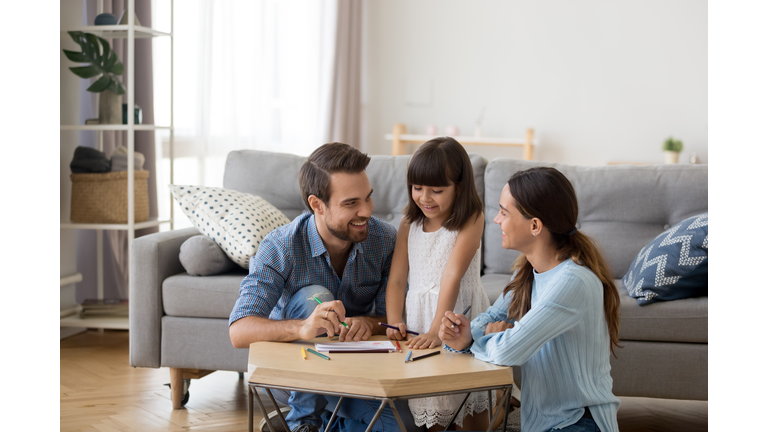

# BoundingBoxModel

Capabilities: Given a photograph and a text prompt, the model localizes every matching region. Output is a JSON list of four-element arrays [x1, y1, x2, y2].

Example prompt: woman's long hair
[[502, 167, 621, 356]]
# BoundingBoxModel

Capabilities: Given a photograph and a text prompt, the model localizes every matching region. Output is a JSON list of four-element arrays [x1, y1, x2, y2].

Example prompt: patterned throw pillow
[[622, 212, 708, 305], [170, 185, 292, 269]]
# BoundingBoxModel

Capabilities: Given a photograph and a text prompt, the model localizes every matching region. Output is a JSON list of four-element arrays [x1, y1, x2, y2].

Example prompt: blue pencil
[[404, 350, 413, 363]]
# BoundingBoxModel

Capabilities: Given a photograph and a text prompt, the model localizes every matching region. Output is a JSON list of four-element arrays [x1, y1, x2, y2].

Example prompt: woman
[[439, 167, 621, 432]]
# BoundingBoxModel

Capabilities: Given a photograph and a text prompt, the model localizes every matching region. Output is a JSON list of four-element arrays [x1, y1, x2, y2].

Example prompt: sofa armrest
[[130, 227, 199, 368]]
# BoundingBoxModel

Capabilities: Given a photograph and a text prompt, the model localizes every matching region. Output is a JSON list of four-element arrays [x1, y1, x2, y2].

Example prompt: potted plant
[[63, 31, 126, 124], [662, 136, 684, 164]]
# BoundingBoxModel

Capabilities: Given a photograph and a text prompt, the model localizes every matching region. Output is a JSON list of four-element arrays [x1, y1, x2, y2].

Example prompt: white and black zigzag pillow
[[170, 185, 292, 269], [622, 212, 708, 305]]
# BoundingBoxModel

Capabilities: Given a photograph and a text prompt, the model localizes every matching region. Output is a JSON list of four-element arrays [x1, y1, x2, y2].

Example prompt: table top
[[248, 336, 514, 397]]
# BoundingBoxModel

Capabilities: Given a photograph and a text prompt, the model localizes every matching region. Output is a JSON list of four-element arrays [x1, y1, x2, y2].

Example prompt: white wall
[[361, 0, 707, 165]]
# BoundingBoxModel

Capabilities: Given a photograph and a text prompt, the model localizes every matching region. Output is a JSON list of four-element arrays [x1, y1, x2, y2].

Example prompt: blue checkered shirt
[[229, 212, 397, 325]]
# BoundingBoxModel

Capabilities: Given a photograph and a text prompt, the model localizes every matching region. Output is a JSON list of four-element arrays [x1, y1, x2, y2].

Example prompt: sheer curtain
[[152, 0, 360, 229]]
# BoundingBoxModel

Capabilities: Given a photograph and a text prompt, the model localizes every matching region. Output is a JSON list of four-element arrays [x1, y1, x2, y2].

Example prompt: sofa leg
[[170, 367, 184, 409]]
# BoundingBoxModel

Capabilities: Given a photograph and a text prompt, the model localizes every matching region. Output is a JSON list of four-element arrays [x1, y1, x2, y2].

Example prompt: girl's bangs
[[407, 152, 451, 187]]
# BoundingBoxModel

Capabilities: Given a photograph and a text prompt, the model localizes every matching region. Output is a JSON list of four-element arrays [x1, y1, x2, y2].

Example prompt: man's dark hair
[[299, 142, 371, 213]]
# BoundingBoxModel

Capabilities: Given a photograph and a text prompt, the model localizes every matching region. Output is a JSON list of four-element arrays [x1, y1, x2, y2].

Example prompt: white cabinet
[[60, 0, 174, 330]]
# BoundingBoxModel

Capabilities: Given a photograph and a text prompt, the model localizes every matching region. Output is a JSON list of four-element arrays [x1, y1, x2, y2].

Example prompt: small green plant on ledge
[[662, 137, 684, 153], [63, 31, 126, 123], [63, 31, 126, 94]]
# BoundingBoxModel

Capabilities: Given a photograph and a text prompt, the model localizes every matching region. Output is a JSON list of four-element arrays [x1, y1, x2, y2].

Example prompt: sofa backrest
[[222, 149, 488, 230], [483, 160, 708, 279]]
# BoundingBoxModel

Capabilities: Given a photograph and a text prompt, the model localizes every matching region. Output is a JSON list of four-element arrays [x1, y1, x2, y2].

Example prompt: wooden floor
[[61, 330, 277, 432]]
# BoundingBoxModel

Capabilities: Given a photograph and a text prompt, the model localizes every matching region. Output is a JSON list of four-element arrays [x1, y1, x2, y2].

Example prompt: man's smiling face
[[319, 171, 374, 243]]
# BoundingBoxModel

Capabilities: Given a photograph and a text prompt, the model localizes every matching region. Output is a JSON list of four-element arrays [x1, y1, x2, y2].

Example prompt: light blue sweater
[[467, 259, 619, 432]]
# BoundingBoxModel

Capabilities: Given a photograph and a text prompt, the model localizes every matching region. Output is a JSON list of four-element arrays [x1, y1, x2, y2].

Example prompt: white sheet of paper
[[314, 341, 397, 352]]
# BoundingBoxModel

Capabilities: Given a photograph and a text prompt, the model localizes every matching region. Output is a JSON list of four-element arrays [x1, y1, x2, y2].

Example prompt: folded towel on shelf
[[109, 145, 145, 171], [70, 146, 111, 173]]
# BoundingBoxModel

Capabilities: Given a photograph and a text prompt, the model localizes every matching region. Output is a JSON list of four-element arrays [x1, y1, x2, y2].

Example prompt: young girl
[[440, 167, 621, 432], [385, 137, 493, 431]]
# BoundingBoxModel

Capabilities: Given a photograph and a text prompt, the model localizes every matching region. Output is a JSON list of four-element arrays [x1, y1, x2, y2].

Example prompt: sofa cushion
[[179, 235, 238, 276], [616, 279, 707, 343], [222, 150, 488, 231], [622, 212, 708, 305], [162, 271, 246, 318], [482, 160, 708, 279], [170, 185, 292, 269], [481, 273, 707, 343]]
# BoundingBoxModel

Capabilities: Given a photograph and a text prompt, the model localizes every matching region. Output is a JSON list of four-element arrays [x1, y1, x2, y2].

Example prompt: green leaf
[[87, 75, 112, 93], [64, 31, 124, 90], [68, 31, 84, 45], [110, 60, 124, 76], [63, 50, 90, 63], [103, 50, 117, 74], [97, 36, 111, 66], [70, 65, 102, 79], [86, 34, 102, 63], [109, 78, 126, 95]]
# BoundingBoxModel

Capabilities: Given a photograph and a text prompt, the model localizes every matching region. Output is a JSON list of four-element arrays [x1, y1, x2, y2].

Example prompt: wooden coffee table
[[247, 336, 515, 432]]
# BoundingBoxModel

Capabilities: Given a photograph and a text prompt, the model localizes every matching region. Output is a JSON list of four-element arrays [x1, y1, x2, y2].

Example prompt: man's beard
[[325, 217, 369, 243]]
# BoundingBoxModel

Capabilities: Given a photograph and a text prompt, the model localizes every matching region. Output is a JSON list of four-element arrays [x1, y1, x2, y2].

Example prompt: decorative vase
[[474, 123, 483, 137], [446, 125, 459, 137], [426, 124, 438, 136], [664, 151, 680, 164], [99, 90, 122, 124]]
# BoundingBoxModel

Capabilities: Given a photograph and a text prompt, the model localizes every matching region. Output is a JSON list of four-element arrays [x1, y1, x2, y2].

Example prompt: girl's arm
[[408, 211, 484, 349], [384, 217, 411, 341]]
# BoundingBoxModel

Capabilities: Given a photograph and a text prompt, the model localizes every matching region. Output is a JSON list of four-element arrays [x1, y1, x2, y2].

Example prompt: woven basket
[[70, 170, 150, 224]]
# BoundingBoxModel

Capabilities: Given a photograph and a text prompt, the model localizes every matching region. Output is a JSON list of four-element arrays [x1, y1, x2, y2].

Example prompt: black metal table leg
[[264, 388, 291, 432], [253, 386, 277, 432], [363, 399, 389, 432], [249, 386, 254, 432], [323, 396, 345, 432], [486, 386, 511, 432], [387, 399, 407, 432]]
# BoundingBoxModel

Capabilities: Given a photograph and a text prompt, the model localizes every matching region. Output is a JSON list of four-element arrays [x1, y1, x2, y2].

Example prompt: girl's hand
[[439, 311, 472, 351], [405, 331, 441, 349], [484, 321, 514, 336], [386, 323, 409, 341]]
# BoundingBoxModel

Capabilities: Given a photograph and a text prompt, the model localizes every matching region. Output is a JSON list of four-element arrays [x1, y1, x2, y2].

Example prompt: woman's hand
[[405, 331, 441, 349], [385, 323, 410, 341], [484, 321, 514, 336], [439, 311, 473, 351]]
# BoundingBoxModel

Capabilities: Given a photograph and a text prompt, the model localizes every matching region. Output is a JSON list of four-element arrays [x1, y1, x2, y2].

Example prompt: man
[[230, 143, 417, 432]]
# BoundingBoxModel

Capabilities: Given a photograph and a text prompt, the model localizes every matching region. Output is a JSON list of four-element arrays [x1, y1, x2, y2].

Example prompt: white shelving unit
[[60, 0, 174, 330]]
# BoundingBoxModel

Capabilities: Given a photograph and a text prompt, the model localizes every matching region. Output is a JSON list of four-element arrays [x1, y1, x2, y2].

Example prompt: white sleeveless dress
[[405, 220, 494, 428]]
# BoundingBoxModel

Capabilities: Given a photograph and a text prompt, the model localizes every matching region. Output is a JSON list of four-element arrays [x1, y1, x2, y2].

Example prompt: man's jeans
[[267, 285, 419, 432]]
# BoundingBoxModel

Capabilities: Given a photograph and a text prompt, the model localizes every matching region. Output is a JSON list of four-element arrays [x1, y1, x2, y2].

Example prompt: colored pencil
[[377, 322, 420, 336], [451, 305, 472, 329], [301, 347, 307, 360], [306, 348, 331, 360], [404, 351, 413, 363], [395, 340, 402, 352], [410, 351, 441, 362], [314, 297, 349, 328]]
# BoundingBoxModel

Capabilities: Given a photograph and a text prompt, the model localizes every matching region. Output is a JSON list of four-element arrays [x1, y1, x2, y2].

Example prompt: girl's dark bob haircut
[[404, 137, 483, 231]]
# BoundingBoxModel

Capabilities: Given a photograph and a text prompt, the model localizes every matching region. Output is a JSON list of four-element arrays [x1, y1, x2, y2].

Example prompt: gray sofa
[[130, 150, 707, 426]]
